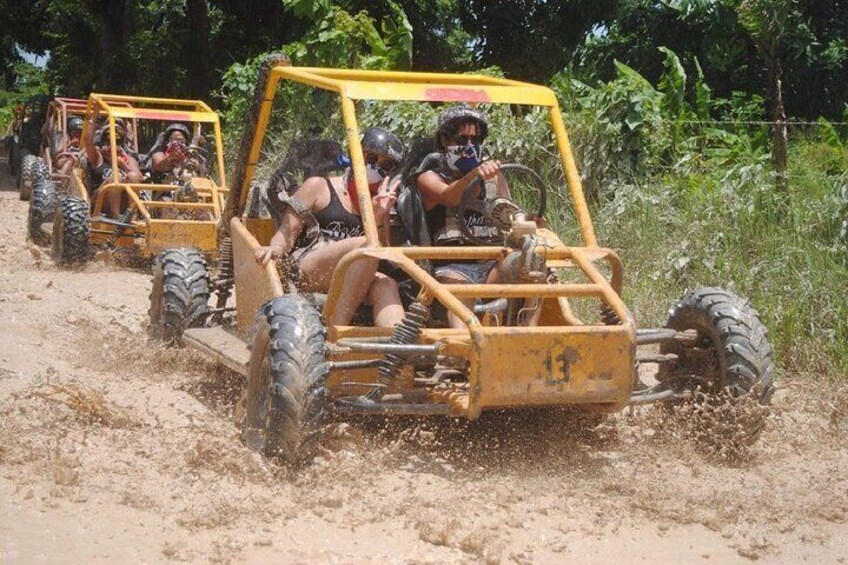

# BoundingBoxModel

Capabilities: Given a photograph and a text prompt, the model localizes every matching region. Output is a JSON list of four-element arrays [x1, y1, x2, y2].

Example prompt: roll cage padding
[[398, 152, 452, 247], [261, 175, 321, 249]]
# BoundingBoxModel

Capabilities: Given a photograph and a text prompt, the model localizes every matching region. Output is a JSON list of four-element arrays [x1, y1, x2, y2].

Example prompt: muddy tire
[[241, 295, 328, 467], [148, 248, 211, 345], [27, 174, 58, 245], [52, 196, 90, 267], [18, 152, 36, 200], [31, 155, 49, 181], [659, 287, 775, 442]]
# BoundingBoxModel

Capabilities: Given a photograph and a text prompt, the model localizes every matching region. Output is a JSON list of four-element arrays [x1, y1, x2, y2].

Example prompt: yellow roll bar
[[236, 66, 596, 248], [83, 93, 227, 193]]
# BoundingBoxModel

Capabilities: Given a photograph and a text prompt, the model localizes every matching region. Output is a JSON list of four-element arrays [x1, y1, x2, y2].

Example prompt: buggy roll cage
[[76, 94, 228, 256], [230, 66, 629, 331], [232, 67, 597, 248]]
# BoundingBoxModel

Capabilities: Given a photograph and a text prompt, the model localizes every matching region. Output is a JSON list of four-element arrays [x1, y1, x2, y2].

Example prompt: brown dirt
[[1, 159, 847, 564]]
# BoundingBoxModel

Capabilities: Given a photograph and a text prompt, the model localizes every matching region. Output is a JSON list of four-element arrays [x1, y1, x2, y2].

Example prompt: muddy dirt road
[[1, 162, 847, 564]]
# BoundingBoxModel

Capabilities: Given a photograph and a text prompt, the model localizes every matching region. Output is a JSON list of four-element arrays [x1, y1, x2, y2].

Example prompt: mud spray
[[1, 181, 847, 563]]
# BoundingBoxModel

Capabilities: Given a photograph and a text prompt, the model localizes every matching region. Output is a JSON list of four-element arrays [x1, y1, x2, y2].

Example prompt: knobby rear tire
[[18, 152, 36, 200], [28, 171, 58, 246]]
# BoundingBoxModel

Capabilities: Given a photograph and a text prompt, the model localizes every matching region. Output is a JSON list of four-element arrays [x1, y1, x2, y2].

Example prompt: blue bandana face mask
[[445, 143, 482, 174]]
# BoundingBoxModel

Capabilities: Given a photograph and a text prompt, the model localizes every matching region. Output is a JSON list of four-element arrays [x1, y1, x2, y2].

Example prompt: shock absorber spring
[[378, 301, 430, 385], [213, 236, 234, 322], [108, 207, 135, 248]]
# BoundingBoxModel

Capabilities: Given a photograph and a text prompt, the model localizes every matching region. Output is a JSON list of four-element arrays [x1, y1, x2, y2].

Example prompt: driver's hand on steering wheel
[[527, 213, 549, 229], [473, 159, 501, 182]]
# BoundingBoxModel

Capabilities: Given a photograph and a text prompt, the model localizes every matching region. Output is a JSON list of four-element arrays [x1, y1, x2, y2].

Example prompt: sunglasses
[[364, 152, 399, 174], [452, 134, 481, 146]]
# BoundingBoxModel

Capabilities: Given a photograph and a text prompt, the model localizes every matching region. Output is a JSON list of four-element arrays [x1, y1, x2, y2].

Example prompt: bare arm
[[83, 119, 102, 167], [151, 148, 184, 173], [255, 177, 327, 265], [418, 160, 501, 210], [150, 151, 170, 172], [255, 208, 307, 265], [121, 153, 143, 183]]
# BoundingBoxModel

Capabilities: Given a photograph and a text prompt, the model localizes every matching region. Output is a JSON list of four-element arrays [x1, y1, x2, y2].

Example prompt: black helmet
[[67, 116, 84, 134], [360, 127, 404, 164], [435, 104, 488, 151], [164, 123, 190, 141]]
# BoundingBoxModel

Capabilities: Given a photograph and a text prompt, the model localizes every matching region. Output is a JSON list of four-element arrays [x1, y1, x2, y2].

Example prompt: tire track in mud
[[1, 172, 847, 563]]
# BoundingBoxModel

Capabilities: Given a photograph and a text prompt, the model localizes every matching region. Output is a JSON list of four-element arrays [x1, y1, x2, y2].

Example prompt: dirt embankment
[[1, 161, 847, 563]]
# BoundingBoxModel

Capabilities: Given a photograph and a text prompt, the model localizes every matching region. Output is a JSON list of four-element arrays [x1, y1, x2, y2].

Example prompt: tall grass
[[586, 139, 848, 379]]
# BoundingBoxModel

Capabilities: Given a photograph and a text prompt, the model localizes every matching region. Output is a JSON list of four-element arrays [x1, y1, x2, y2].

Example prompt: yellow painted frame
[[233, 66, 636, 417], [78, 93, 228, 257], [237, 67, 596, 247]]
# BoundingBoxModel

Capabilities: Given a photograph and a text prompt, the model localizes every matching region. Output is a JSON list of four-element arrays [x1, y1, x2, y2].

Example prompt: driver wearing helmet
[[151, 123, 192, 174], [415, 105, 505, 328], [255, 127, 406, 328], [54, 116, 84, 176]]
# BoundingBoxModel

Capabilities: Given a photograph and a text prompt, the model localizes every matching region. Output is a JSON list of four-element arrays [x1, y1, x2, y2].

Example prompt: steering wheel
[[179, 144, 209, 177], [455, 163, 547, 245]]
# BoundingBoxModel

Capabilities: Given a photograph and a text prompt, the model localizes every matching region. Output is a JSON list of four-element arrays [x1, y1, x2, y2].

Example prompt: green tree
[[457, 0, 617, 82], [664, 0, 810, 191], [736, 0, 805, 190], [580, 0, 846, 122]]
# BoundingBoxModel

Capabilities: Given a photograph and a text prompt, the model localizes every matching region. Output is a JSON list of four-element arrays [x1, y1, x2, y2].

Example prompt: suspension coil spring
[[108, 207, 135, 247], [378, 301, 430, 385], [213, 236, 234, 315]]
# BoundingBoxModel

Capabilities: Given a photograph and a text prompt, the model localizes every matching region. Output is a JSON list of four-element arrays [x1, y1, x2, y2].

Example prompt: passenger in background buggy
[[54, 116, 84, 177], [150, 123, 194, 177], [82, 116, 142, 218]]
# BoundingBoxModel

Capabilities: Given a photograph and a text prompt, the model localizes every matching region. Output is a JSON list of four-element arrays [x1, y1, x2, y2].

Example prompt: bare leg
[[365, 272, 404, 328], [298, 237, 379, 325], [104, 188, 124, 218], [437, 266, 499, 329], [435, 272, 476, 329]]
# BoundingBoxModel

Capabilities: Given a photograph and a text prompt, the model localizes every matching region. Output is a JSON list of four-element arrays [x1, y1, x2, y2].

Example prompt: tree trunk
[[99, 0, 129, 90], [769, 56, 789, 193], [185, 0, 211, 99], [265, 2, 284, 48]]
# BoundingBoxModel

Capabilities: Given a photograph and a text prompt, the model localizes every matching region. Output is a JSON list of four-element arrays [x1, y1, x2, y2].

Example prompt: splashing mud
[[0, 181, 847, 563]]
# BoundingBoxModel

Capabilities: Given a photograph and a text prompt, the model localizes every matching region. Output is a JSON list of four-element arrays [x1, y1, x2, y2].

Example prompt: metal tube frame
[[79, 93, 227, 251], [231, 66, 641, 417]]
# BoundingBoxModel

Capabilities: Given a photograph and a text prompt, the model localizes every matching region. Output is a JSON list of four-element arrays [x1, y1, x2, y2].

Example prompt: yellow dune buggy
[[150, 56, 775, 467], [24, 97, 91, 245], [47, 94, 228, 269], [18, 97, 85, 201]]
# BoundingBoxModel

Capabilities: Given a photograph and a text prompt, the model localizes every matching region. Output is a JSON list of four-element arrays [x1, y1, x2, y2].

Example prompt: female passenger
[[255, 127, 406, 328]]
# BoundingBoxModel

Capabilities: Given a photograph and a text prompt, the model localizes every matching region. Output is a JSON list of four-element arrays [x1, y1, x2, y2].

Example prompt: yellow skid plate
[[472, 327, 634, 411], [146, 220, 218, 256]]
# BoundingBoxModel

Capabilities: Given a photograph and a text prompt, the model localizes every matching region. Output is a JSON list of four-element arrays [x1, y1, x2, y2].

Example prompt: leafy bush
[[0, 61, 49, 134]]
